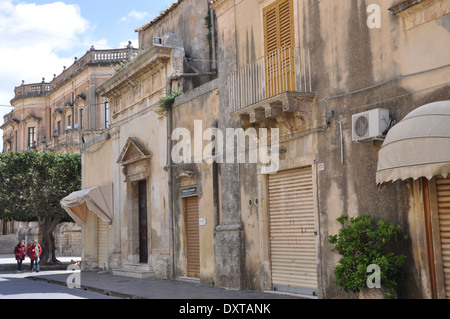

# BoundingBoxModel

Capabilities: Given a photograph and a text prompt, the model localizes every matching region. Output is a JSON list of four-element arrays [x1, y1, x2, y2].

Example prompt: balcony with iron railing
[[228, 46, 315, 133]]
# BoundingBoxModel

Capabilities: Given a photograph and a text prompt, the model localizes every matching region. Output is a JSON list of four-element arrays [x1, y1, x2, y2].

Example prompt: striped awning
[[376, 100, 450, 186]]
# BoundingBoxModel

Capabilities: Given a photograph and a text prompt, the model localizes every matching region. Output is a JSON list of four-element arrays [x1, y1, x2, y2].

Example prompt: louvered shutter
[[263, 0, 295, 98], [186, 196, 200, 278], [436, 177, 450, 298], [268, 167, 318, 295], [278, 0, 294, 47], [98, 219, 108, 270]]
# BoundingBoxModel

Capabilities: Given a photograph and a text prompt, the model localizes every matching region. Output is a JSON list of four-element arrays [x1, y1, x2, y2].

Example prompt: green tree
[[0, 152, 81, 264]]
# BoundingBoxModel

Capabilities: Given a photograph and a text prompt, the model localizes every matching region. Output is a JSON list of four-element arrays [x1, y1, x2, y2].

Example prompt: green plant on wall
[[328, 215, 408, 299], [156, 88, 183, 116], [204, 10, 217, 56]]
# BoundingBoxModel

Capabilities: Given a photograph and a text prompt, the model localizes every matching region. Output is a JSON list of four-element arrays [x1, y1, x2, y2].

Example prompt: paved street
[[0, 255, 116, 299], [0, 255, 303, 300], [0, 272, 117, 299]]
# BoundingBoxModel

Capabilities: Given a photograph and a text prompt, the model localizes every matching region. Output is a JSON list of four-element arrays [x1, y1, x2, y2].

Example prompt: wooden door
[[138, 180, 148, 264], [98, 219, 108, 270], [185, 196, 200, 278]]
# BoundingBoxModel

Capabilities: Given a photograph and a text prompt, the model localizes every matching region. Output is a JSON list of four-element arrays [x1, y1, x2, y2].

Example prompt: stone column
[[213, 0, 245, 290]]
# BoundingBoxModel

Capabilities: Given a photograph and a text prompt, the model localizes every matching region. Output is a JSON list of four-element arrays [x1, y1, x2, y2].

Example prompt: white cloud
[[0, 0, 105, 151], [121, 9, 150, 23], [0, 1, 94, 97], [0, 1, 90, 51]]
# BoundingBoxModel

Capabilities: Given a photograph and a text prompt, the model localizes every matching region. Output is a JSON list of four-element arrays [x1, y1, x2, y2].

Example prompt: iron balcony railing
[[228, 45, 313, 112]]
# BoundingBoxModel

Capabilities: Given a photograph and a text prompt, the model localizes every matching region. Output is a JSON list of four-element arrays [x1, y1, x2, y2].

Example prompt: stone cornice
[[212, 0, 235, 15], [388, 0, 426, 15], [97, 46, 172, 98]]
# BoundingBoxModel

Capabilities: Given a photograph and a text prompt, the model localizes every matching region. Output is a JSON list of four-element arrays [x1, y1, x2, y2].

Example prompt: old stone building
[[1, 45, 138, 255], [212, 0, 450, 298], [61, 0, 450, 299], [62, 0, 219, 280], [2, 45, 137, 154]]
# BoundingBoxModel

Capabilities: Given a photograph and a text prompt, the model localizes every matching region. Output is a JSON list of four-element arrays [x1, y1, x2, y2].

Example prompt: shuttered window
[[436, 176, 450, 298], [268, 167, 318, 295], [98, 219, 108, 270], [185, 196, 200, 278], [263, 0, 295, 97]]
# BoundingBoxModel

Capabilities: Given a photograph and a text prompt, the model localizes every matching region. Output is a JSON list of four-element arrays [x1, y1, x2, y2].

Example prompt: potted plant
[[328, 215, 408, 299]]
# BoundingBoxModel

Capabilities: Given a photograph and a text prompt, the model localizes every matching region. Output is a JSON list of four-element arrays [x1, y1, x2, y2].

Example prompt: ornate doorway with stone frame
[[117, 137, 153, 267]]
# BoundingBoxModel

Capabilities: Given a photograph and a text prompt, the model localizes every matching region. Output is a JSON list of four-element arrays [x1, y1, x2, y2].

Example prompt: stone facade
[[60, 0, 450, 299]]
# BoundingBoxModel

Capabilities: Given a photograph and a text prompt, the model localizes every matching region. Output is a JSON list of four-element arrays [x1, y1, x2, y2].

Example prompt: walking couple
[[14, 240, 42, 273]]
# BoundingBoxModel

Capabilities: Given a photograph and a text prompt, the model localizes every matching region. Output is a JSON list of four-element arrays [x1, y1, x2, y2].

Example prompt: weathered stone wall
[[215, 0, 450, 297], [171, 79, 220, 284]]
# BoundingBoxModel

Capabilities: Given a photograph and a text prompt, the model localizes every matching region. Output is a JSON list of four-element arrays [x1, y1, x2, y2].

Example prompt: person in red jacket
[[27, 240, 42, 273], [14, 240, 27, 272]]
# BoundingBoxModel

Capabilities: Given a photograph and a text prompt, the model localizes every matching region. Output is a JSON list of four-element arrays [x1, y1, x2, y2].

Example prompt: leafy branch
[[156, 88, 183, 116], [328, 215, 408, 298]]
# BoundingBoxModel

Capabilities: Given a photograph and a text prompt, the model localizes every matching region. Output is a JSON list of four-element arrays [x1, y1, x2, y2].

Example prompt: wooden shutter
[[278, 0, 294, 47], [436, 176, 450, 298], [268, 167, 318, 295], [186, 196, 200, 278], [98, 219, 108, 270], [263, 0, 295, 98]]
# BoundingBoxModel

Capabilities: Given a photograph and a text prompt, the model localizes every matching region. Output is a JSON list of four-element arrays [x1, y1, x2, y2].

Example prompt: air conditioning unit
[[153, 37, 164, 46], [352, 108, 390, 142]]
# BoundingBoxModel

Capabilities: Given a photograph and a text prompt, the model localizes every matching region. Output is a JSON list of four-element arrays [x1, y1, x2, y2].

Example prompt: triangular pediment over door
[[117, 137, 152, 182]]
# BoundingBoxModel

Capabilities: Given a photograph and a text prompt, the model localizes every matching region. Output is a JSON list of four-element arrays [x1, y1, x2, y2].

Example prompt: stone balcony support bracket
[[231, 92, 315, 135]]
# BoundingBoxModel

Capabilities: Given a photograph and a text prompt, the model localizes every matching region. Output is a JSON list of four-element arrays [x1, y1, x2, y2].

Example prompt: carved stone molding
[[117, 137, 152, 182]]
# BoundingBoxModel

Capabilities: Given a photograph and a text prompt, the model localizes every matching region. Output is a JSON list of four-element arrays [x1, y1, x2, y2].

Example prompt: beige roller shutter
[[98, 219, 108, 270], [186, 196, 200, 278], [268, 167, 318, 295], [437, 176, 450, 298]]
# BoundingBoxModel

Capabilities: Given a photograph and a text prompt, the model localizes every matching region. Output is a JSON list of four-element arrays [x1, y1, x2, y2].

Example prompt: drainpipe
[[211, 119, 220, 228], [165, 74, 175, 279], [338, 121, 344, 165], [209, 1, 217, 73]]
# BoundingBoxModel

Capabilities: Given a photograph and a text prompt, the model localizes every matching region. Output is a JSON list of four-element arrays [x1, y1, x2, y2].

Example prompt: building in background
[[1, 45, 138, 256], [2, 45, 137, 154]]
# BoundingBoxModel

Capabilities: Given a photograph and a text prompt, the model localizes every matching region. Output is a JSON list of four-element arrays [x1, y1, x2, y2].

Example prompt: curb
[[26, 275, 142, 299]]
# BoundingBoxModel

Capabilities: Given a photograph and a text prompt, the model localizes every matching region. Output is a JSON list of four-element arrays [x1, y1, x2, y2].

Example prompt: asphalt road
[[0, 254, 115, 299], [0, 272, 117, 299]]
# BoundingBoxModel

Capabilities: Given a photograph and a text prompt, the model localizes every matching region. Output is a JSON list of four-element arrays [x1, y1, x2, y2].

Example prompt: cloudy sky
[[0, 0, 176, 150]]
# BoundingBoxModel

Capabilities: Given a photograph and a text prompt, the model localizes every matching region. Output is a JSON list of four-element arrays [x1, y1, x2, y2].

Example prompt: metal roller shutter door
[[268, 167, 318, 295], [437, 176, 450, 298], [186, 196, 200, 278], [98, 220, 108, 270]]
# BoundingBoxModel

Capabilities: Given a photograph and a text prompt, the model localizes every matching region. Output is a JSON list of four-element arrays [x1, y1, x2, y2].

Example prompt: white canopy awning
[[376, 100, 450, 186], [61, 183, 113, 225]]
